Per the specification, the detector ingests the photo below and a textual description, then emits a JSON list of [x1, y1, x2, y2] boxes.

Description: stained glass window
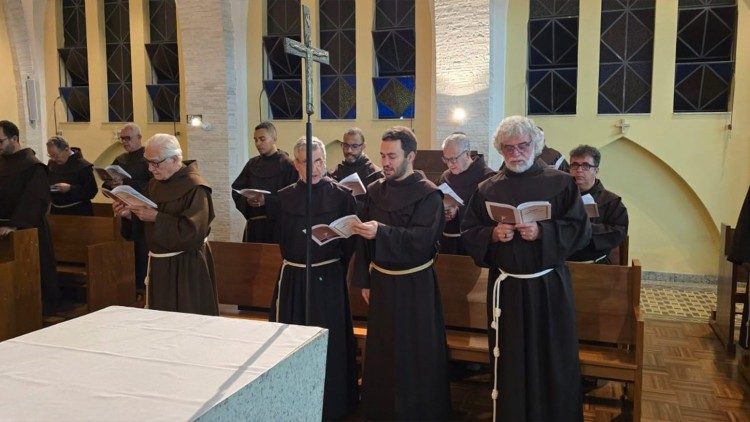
[[263, 0, 302, 120], [146, 0, 180, 122], [319, 0, 356, 119], [104, 0, 133, 122], [58, 0, 90, 122], [372, 0, 415, 119], [674, 0, 736, 112], [598, 0, 655, 114], [527, 0, 579, 115]]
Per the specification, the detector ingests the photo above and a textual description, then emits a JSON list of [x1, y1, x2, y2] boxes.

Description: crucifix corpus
[[283, 5, 329, 325]]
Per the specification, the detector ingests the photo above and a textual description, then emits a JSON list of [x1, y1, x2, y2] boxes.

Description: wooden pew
[[709, 224, 749, 353], [47, 215, 135, 312], [210, 241, 282, 317], [0, 229, 42, 341], [212, 244, 643, 420]]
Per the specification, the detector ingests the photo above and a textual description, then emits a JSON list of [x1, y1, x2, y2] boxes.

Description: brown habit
[[143, 161, 219, 315]]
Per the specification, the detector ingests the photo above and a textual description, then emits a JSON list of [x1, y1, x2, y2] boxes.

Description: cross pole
[[283, 5, 329, 326]]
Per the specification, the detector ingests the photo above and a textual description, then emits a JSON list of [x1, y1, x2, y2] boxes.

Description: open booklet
[[94, 165, 132, 182], [303, 214, 362, 246], [102, 185, 157, 209], [338, 172, 366, 196], [581, 194, 600, 218], [233, 188, 271, 201], [437, 183, 464, 208], [485, 201, 551, 224]]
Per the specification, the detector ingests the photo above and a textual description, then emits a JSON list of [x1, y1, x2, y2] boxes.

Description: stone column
[[176, 0, 248, 241]]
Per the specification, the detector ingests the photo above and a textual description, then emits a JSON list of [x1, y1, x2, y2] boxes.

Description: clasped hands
[[112, 201, 158, 222], [492, 222, 541, 243]]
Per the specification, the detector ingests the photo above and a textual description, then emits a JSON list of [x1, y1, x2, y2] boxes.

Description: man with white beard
[[461, 115, 591, 422]]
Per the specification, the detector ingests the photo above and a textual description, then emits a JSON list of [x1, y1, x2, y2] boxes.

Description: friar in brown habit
[[113, 133, 218, 315]]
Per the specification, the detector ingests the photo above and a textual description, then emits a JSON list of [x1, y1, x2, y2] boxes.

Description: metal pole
[[305, 118, 313, 326]]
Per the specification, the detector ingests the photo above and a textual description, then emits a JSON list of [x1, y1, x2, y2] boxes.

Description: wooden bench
[[709, 224, 749, 353], [47, 215, 135, 312], [0, 229, 42, 341]]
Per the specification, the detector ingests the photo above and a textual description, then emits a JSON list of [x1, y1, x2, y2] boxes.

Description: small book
[[304, 214, 362, 246], [485, 201, 551, 224], [338, 172, 366, 196], [94, 165, 132, 182], [581, 194, 599, 218], [437, 183, 464, 207], [102, 185, 157, 209], [233, 188, 271, 201]]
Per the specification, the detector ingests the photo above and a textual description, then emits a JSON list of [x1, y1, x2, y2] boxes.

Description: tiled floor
[[641, 280, 720, 322]]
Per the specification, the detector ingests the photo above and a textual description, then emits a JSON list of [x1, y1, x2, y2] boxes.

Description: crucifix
[[283, 5, 329, 325], [615, 118, 630, 135]]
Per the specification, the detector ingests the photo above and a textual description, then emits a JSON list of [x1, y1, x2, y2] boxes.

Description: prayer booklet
[[304, 214, 362, 246], [581, 194, 600, 218], [338, 172, 366, 196], [437, 183, 464, 207], [102, 185, 158, 209], [233, 188, 271, 201], [485, 201, 551, 224], [94, 165, 132, 182]]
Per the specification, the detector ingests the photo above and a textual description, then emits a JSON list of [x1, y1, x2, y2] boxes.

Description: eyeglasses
[[146, 157, 170, 168], [120, 136, 132, 142], [341, 143, 363, 151], [441, 150, 468, 164], [499, 141, 532, 155], [296, 157, 326, 167], [569, 163, 598, 171]]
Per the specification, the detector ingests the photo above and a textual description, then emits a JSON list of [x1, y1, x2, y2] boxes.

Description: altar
[[0, 306, 328, 421]]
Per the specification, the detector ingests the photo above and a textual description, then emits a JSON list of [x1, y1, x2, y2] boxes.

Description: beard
[[504, 155, 535, 173], [344, 152, 360, 163], [385, 158, 410, 181]]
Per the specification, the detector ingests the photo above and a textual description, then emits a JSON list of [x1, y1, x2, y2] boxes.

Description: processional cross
[[283, 5, 329, 325]]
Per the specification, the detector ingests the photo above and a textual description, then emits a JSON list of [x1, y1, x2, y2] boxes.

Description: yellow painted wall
[[247, 0, 435, 169], [0, 2, 20, 125], [42, 0, 187, 202], [505, 0, 750, 275]]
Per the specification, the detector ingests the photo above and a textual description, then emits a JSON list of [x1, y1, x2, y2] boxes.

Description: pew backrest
[[48, 215, 120, 264], [210, 241, 282, 311]]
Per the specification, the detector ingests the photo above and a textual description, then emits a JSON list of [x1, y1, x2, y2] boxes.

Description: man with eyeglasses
[[437, 132, 495, 255], [231, 121, 297, 243], [103, 123, 152, 295], [461, 116, 590, 421], [350, 126, 451, 420], [330, 127, 383, 187], [267, 136, 358, 420], [567, 145, 628, 264], [0, 120, 60, 314], [113, 133, 218, 316]]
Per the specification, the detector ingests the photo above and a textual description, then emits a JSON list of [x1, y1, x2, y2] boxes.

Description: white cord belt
[[275, 258, 340, 321], [144, 238, 208, 309], [579, 255, 608, 264], [442, 232, 461, 238], [51, 201, 83, 208], [490, 267, 554, 420]]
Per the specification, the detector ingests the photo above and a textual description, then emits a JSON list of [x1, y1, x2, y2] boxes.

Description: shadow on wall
[[599, 137, 719, 275], [91, 142, 126, 203]]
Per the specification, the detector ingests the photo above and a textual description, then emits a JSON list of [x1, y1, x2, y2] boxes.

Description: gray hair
[[492, 116, 544, 157], [441, 132, 471, 151], [46, 135, 70, 150], [294, 136, 326, 162], [121, 122, 142, 138], [147, 133, 183, 160]]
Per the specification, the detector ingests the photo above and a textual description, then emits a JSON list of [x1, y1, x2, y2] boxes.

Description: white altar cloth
[[0, 306, 328, 421]]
